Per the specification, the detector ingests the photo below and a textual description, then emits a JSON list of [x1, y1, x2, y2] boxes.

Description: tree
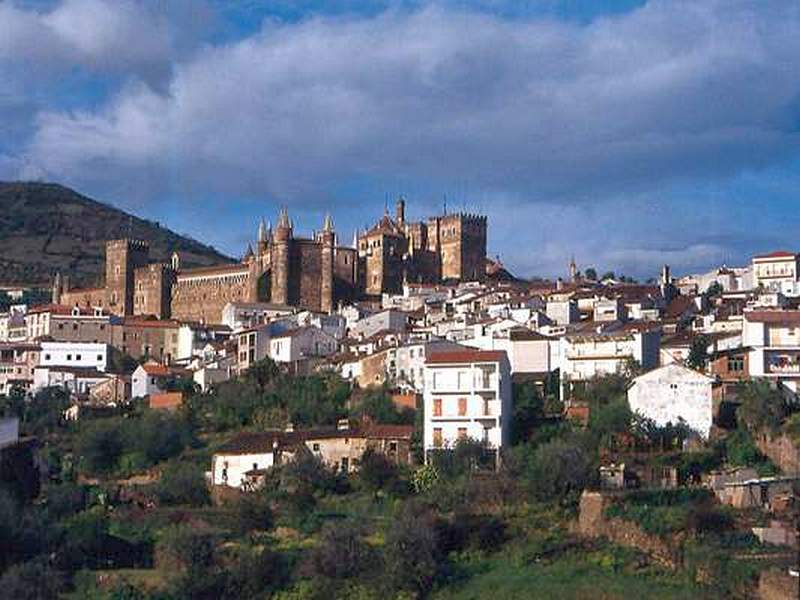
[[0, 558, 65, 600], [231, 491, 273, 535], [601, 271, 616, 281], [584, 267, 598, 281], [705, 281, 723, 299], [523, 437, 593, 504], [157, 461, 210, 507], [687, 335, 710, 372], [303, 521, 376, 581], [75, 419, 123, 474], [358, 447, 398, 496], [736, 379, 788, 433], [511, 380, 544, 444], [383, 502, 442, 596]]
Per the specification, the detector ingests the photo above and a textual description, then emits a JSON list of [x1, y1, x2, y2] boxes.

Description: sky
[[1, 0, 799, 280]]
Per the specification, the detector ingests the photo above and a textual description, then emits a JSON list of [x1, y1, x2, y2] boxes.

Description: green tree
[[383, 502, 442, 596], [511, 380, 544, 444], [523, 437, 593, 504], [687, 335, 710, 372], [75, 419, 123, 474], [156, 461, 210, 507], [736, 379, 787, 433], [584, 267, 598, 281]]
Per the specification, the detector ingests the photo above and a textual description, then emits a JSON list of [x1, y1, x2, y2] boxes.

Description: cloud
[[6, 0, 800, 277], [0, 0, 175, 88], [21, 1, 800, 200]]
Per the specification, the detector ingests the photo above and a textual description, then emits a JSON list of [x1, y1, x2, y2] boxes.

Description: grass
[[432, 547, 716, 600]]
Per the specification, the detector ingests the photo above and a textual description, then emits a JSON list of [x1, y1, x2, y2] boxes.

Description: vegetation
[[0, 364, 790, 599]]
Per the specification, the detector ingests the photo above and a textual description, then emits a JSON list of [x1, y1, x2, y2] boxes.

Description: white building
[[743, 309, 800, 393], [752, 251, 799, 293], [131, 362, 171, 399], [387, 339, 466, 392], [558, 323, 660, 400], [349, 309, 408, 340], [221, 302, 295, 332], [39, 342, 108, 372], [32, 366, 107, 396], [423, 350, 512, 462], [269, 326, 339, 363], [627, 363, 715, 439], [211, 432, 285, 489]]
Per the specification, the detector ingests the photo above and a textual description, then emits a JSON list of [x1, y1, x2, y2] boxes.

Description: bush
[[231, 491, 274, 535], [75, 419, 123, 474], [383, 501, 443, 596], [156, 461, 210, 507], [224, 545, 289, 598], [358, 447, 398, 495], [523, 437, 593, 505], [0, 558, 65, 600], [156, 525, 215, 573], [303, 521, 377, 581]]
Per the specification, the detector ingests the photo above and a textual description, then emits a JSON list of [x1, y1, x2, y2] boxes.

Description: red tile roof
[[149, 392, 183, 410], [140, 363, 171, 376], [426, 350, 507, 364], [753, 250, 797, 260], [745, 310, 800, 323]]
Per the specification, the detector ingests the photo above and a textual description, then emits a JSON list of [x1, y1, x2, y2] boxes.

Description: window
[[389, 441, 397, 453], [97, 355, 103, 361], [341, 457, 349, 471], [75, 354, 82, 361], [313, 443, 320, 452], [66, 354, 72, 361], [433, 398, 442, 416], [253, 463, 258, 471], [728, 356, 744, 372], [457, 427, 467, 440], [458, 397, 467, 416], [433, 428, 443, 448], [45, 354, 51, 360], [73, 324, 78, 331]]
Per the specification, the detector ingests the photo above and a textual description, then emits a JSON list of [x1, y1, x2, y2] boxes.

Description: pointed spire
[[352, 229, 358, 249], [244, 243, 254, 259], [258, 218, 267, 243], [277, 206, 290, 229], [323, 212, 334, 232]]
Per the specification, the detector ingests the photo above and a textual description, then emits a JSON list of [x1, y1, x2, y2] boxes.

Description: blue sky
[[1, 0, 799, 280]]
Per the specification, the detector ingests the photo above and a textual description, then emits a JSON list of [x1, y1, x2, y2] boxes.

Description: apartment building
[[423, 349, 511, 465]]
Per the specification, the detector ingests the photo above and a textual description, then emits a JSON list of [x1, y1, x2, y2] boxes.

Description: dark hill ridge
[[0, 182, 234, 286]]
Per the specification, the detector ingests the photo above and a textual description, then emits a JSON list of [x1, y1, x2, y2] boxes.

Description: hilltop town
[[2, 197, 800, 598]]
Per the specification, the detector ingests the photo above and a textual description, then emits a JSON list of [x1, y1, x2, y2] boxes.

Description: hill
[[0, 182, 234, 287]]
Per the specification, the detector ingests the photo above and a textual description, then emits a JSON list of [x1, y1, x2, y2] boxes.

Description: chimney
[[396, 198, 405, 227]]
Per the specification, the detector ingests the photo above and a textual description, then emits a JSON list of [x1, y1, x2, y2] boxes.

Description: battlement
[[106, 238, 149, 251], [439, 212, 487, 225]]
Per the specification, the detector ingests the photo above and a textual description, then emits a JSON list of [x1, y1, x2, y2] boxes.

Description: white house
[[131, 362, 171, 399], [752, 251, 799, 293], [558, 323, 661, 400], [423, 349, 512, 464], [627, 363, 715, 439], [39, 342, 108, 372], [743, 309, 800, 393], [269, 327, 338, 363], [32, 366, 107, 396], [211, 431, 288, 489]]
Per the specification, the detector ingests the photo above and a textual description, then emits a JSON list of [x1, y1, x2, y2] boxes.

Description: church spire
[[323, 212, 334, 232]]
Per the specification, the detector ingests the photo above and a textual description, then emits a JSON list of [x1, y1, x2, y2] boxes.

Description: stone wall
[[758, 569, 799, 600], [170, 267, 251, 324], [578, 491, 682, 569], [756, 431, 800, 476]]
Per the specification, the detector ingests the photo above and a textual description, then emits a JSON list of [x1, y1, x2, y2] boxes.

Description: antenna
[[443, 194, 447, 216]]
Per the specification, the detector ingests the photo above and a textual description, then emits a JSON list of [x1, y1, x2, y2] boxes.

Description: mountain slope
[[0, 182, 234, 286]]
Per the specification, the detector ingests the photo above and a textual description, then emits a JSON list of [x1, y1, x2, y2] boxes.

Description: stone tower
[[271, 208, 292, 305], [105, 239, 149, 316], [51, 272, 62, 305], [320, 213, 335, 314], [570, 256, 578, 282]]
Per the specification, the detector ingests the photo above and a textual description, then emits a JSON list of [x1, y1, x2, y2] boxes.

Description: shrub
[[156, 525, 215, 573], [0, 558, 65, 600], [383, 501, 443, 596], [224, 545, 289, 598], [303, 521, 377, 581], [231, 491, 274, 535], [358, 447, 398, 494], [156, 461, 210, 507], [75, 419, 123, 474], [524, 437, 593, 504]]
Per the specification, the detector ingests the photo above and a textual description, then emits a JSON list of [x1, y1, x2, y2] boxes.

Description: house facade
[[423, 349, 511, 463]]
